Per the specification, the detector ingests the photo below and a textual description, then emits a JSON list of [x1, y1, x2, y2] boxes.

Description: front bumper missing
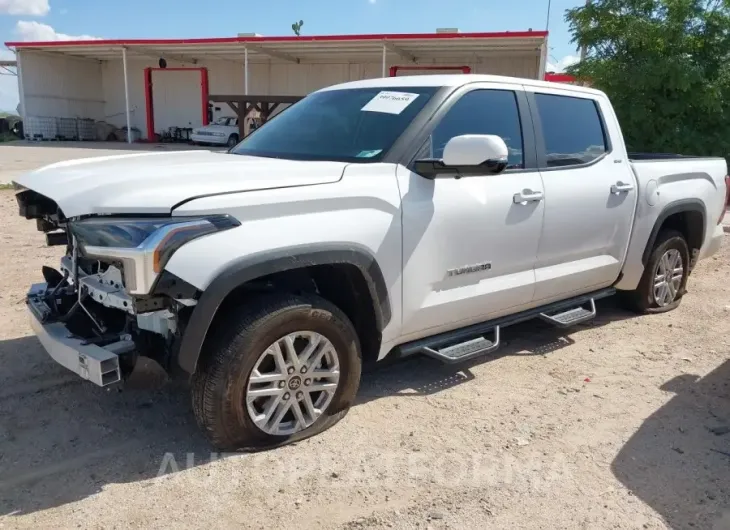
[[27, 283, 135, 387]]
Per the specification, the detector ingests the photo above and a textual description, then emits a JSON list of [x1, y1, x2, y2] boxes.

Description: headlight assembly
[[68, 215, 239, 294]]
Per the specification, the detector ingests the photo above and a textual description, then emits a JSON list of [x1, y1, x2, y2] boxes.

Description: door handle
[[513, 189, 544, 204], [610, 181, 634, 194]]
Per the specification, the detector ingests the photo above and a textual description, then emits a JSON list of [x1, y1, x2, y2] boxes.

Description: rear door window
[[533, 93, 608, 168]]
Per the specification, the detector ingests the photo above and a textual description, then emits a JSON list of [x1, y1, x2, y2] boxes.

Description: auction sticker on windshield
[[361, 91, 420, 115]]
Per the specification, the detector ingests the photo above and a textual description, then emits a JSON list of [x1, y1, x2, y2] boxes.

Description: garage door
[[151, 70, 203, 133]]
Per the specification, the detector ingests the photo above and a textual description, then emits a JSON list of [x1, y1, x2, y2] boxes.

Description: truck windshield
[[230, 86, 438, 162]]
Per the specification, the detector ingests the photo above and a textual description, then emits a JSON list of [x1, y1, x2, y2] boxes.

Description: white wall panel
[[206, 60, 246, 94], [102, 57, 153, 131], [96, 51, 540, 138], [21, 50, 104, 120], [387, 54, 540, 78]]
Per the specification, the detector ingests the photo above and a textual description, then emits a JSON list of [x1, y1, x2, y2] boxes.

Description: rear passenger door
[[527, 87, 637, 302]]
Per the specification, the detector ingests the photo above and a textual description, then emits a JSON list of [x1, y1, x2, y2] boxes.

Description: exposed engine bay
[[17, 188, 207, 383], [28, 257, 187, 378]]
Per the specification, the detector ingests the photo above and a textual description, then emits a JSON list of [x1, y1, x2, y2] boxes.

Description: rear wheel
[[621, 229, 690, 313], [226, 134, 239, 147], [191, 293, 362, 451]]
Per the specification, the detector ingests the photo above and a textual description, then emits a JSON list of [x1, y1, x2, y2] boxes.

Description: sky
[[0, 0, 583, 112]]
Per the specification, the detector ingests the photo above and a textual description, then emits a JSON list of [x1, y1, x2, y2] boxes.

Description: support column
[[243, 47, 250, 136], [200, 68, 209, 125], [16, 50, 27, 123], [122, 47, 132, 143], [144, 67, 154, 141], [226, 101, 244, 137], [381, 43, 387, 77], [538, 41, 548, 81], [244, 46, 249, 95]]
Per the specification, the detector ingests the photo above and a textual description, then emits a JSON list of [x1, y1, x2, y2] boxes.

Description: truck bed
[[615, 154, 728, 291]]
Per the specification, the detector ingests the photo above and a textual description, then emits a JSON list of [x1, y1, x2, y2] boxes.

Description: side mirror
[[443, 134, 508, 166], [413, 134, 509, 179]]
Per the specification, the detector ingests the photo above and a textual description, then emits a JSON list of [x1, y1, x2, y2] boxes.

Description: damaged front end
[[17, 188, 239, 386]]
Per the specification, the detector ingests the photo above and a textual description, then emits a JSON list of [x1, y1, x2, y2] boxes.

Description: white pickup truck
[[14, 75, 729, 451]]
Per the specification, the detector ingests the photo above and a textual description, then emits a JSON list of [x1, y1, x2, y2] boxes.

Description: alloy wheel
[[245, 331, 340, 436], [653, 248, 684, 307]]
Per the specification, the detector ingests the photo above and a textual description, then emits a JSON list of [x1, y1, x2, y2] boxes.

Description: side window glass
[[534, 93, 607, 167], [431, 90, 524, 169]]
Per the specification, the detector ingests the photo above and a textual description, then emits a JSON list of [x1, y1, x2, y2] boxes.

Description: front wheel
[[191, 293, 362, 451], [621, 229, 690, 313]]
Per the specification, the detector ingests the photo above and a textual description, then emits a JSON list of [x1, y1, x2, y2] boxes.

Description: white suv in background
[[191, 116, 240, 147]]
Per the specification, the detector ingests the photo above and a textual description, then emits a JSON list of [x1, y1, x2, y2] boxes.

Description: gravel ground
[[0, 189, 729, 529]]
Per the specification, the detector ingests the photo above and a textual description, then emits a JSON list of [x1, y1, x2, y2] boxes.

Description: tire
[[191, 292, 362, 451], [226, 134, 239, 147], [621, 229, 690, 314]]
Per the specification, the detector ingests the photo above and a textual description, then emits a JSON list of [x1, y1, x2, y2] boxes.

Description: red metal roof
[[6, 30, 547, 48], [544, 73, 576, 83]]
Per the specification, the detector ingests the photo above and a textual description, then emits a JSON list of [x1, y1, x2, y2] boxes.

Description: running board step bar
[[395, 288, 616, 365], [422, 327, 500, 364], [539, 298, 596, 328]]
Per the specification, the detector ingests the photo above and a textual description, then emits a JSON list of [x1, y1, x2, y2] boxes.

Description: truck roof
[[320, 74, 605, 98]]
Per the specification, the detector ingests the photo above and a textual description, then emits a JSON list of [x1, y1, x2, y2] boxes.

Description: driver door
[[397, 83, 545, 340]]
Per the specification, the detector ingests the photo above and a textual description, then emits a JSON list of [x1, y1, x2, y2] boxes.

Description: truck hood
[[13, 150, 346, 218]]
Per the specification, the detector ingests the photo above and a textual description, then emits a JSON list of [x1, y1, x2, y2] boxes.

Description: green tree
[[292, 20, 304, 36], [566, 0, 730, 157]]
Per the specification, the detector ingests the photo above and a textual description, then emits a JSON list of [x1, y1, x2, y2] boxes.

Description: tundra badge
[[447, 262, 492, 277]]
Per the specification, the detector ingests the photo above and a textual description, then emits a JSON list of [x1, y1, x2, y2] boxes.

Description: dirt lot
[[0, 189, 729, 530]]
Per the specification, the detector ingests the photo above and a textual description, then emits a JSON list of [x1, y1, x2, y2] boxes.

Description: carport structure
[[5, 30, 548, 142], [207, 94, 304, 138]]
